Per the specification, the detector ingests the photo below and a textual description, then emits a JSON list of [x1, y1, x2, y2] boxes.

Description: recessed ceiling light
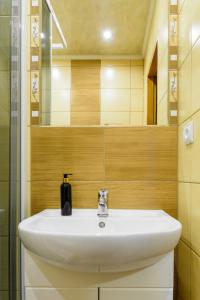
[[102, 29, 113, 41], [52, 43, 64, 49]]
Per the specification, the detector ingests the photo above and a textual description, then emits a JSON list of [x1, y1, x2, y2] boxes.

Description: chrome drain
[[99, 221, 105, 228]]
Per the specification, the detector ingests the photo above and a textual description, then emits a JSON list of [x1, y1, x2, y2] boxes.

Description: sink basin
[[18, 209, 181, 272]]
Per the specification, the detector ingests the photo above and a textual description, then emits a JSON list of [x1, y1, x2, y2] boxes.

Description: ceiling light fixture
[[45, 0, 67, 48], [102, 29, 113, 41]]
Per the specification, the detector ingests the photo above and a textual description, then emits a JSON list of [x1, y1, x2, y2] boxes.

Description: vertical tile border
[[168, 0, 178, 125], [30, 0, 41, 125]]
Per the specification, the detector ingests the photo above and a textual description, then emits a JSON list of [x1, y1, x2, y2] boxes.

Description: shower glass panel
[[0, 0, 21, 299]]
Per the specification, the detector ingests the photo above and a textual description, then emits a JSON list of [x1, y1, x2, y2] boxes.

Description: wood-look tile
[[70, 112, 100, 126], [105, 127, 177, 181], [71, 60, 100, 89], [31, 127, 104, 181], [32, 180, 176, 216], [71, 89, 100, 112]]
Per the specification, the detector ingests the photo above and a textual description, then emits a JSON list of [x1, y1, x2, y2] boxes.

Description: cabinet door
[[100, 288, 173, 300], [25, 288, 98, 300]]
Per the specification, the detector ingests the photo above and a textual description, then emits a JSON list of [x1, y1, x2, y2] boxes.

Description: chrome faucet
[[98, 189, 108, 217]]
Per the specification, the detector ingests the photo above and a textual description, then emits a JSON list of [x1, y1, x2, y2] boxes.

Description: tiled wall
[[0, 1, 11, 298], [144, 0, 169, 125], [31, 126, 177, 216], [177, 0, 200, 299], [51, 59, 144, 126]]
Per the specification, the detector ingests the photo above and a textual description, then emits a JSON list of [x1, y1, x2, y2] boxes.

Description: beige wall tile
[[178, 183, 191, 244], [51, 90, 70, 112], [51, 112, 70, 126], [191, 111, 200, 182], [52, 66, 71, 90], [191, 0, 200, 46], [0, 182, 9, 236], [131, 89, 144, 112], [179, 0, 192, 67], [130, 112, 144, 126], [157, 94, 168, 126], [179, 53, 192, 124], [0, 237, 8, 290], [0, 127, 9, 181], [178, 122, 192, 182], [191, 38, 200, 115], [178, 241, 191, 300], [71, 112, 100, 126], [191, 184, 200, 255], [191, 250, 200, 300], [101, 89, 130, 112], [157, 49, 168, 103], [101, 112, 130, 126], [101, 66, 130, 89], [131, 66, 143, 89]]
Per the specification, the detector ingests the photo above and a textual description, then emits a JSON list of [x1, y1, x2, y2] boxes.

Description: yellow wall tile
[[191, 184, 200, 255], [178, 241, 191, 300], [178, 183, 191, 245], [191, 38, 200, 115], [179, 53, 192, 124], [178, 123, 192, 182], [191, 112, 200, 182], [191, 250, 200, 300], [191, 0, 200, 46], [178, 0, 192, 67]]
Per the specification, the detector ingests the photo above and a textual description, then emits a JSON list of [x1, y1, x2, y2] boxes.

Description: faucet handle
[[98, 189, 108, 199]]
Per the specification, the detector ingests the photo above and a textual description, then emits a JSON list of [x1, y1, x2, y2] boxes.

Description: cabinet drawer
[[100, 288, 173, 300]]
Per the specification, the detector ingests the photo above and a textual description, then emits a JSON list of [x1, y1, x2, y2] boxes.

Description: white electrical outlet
[[183, 121, 194, 145]]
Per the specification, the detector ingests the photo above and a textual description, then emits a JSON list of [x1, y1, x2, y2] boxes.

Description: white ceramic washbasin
[[18, 209, 181, 272]]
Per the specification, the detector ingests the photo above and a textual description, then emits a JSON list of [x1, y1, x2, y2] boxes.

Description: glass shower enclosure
[[0, 0, 21, 299]]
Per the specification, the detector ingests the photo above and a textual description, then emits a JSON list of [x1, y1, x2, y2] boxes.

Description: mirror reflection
[[36, 0, 173, 127]]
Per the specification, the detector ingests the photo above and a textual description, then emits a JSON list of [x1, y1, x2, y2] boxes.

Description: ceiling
[[51, 0, 152, 57]]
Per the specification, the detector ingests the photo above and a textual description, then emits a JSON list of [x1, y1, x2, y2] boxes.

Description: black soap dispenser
[[61, 173, 72, 216]]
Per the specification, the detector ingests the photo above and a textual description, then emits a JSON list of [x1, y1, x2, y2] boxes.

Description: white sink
[[18, 209, 181, 272]]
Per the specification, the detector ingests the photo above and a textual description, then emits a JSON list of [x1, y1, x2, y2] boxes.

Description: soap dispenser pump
[[61, 173, 72, 216]]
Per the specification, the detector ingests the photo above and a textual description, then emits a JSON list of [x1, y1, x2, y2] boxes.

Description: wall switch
[[183, 121, 194, 145]]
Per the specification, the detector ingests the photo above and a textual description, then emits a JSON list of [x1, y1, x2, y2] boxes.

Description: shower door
[[0, 0, 21, 299]]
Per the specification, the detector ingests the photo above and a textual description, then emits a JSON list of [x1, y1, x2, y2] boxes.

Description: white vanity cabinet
[[25, 250, 174, 300]]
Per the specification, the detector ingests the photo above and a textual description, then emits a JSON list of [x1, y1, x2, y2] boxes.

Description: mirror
[[32, 0, 177, 127]]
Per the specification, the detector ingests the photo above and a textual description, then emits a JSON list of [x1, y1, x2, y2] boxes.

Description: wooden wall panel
[[105, 127, 177, 181], [31, 126, 177, 216], [32, 180, 177, 217], [31, 127, 105, 181], [70, 60, 100, 125]]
